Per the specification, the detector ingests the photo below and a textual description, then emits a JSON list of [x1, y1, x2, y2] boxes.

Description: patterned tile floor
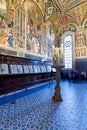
[[0, 80, 87, 130]]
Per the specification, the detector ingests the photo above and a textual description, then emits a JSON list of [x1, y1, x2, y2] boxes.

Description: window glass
[[64, 35, 72, 69]]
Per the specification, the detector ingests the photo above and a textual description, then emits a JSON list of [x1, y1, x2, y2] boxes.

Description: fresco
[[26, 13, 42, 55], [67, 2, 87, 25], [0, 16, 13, 48], [75, 26, 87, 58], [0, 0, 14, 48], [58, 0, 82, 10], [75, 48, 80, 57], [75, 32, 86, 47], [75, 47, 86, 57], [47, 26, 55, 58], [58, 14, 77, 30], [59, 24, 76, 36]]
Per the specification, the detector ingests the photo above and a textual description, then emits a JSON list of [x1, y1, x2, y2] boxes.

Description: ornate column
[[41, 23, 47, 57], [23, 1, 29, 52], [14, 1, 27, 57]]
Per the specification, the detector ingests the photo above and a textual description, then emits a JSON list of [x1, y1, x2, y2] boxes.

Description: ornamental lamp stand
[[52, 46, 64, 102]]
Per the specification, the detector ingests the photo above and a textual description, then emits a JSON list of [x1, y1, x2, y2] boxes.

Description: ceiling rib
[[53, 0, 63, 13]]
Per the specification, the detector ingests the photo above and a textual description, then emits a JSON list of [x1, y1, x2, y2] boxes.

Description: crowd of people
[[61, 70, 87, 82]]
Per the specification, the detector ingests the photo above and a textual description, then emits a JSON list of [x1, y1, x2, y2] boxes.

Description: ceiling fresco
[[49, 14, 61, 26], [32, 0, 87, 28], [34, 0, 61, 18], [57, 0, 85, 11], [1, 0, 86, 35], [66, 2, 87, 25], [34, 0, 86, 15]]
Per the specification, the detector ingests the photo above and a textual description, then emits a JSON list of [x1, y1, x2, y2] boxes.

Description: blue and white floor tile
[[0, 80, 87, 130]]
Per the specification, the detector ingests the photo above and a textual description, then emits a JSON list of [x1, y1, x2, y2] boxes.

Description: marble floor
[[0, 80, 87, 130]]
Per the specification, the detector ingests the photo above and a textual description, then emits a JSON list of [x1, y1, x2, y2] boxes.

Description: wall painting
[[26, 12, 42, 55], [0, 0, 14, 49], [75, 47, 86, 58], [58, 0, 81, 10], [75, 32, 86, 47]]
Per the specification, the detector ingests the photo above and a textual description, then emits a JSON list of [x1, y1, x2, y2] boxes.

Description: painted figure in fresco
[[27, 14, 42, 54], [7, 29, 13, 48], [0, 0, 14, 48], [70, 24, 76, 32], [67, 24, 76, 32], [27, 36, 32, 51], [76, 33, 86, 47], [31, 38, 36, 53], [31, 38, 40, 54], [27, 23, 30, 34], [0, 16, 7, 28], [0, 16, 8, 45], [18, 37, 25, 49], [81, 48, 86, 56], [76, 48, 86, 57], [0, 14, 13, 47], [60, 24, 76, 36], [75, 49, 80, 57]]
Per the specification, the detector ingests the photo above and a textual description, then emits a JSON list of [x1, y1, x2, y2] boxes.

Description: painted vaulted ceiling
[[30, 0, 87, 33], [1, 0, 87, 35]]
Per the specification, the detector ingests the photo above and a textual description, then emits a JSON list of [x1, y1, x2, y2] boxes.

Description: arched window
[[63, 35, 72, 69]]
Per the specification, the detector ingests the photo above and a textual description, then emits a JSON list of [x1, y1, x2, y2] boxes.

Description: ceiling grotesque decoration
[[57, 0, 85, 11], [33, 0, 61, 23], [66, 2, 87, 25], [26, 0, 86, 34]]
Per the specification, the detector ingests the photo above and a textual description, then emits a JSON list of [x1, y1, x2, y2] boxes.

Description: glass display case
[[0, 64, 9, 74], [28, 65, 34, 73], [46, 66, 51, 72], [17, 65, 23, 74], [33, 65, 38, 73], [37, 65, 41, 73], [40, 65, 47, 72], [23, 65, 29, 73], [10, 64, 18, 74]]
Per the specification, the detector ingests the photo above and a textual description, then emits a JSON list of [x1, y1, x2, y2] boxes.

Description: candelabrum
[[52, 45, 63, 102]]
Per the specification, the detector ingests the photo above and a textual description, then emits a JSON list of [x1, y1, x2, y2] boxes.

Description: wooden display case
[[0, 54, 55, 95]]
